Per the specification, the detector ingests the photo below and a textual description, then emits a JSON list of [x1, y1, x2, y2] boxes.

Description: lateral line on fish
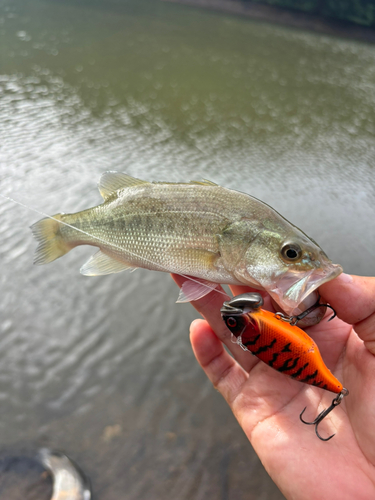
[[0, 192, 230, 299]]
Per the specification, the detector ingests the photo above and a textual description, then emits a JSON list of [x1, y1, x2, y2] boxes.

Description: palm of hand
[[172, 274, 375, 500]]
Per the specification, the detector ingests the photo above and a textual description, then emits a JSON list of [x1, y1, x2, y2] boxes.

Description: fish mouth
[[267, 262, 343, 316]]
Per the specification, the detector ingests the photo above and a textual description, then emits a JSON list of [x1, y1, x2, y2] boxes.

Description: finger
[[190, 319, 248, 405], [190, 319, 305, 432], [171, 274, 259, 372], [357, 313, 375, 354], [320, 274, 375, 353]]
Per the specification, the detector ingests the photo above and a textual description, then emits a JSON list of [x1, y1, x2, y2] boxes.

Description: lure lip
[[220, 292, 264, 316]]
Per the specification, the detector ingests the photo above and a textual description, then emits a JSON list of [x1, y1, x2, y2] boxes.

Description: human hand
[[172, 274, 375, 500]]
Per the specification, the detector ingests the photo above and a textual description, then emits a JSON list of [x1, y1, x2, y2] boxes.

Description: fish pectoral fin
[[99, 172, 149, 200], [80, 250, 134, 276], [176, 279, 220, 303]]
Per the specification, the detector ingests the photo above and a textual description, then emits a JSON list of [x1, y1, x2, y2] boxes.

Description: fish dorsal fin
[[151, 179, 218, 187], [80, 250, 135, 276], [188, 179, 218, 186], [99, 172, 149, 200]]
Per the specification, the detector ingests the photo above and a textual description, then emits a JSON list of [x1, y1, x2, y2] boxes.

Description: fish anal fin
[[99, 172, 149, 200], [80, 250, 134, 276], [176, 278, 220, 303]]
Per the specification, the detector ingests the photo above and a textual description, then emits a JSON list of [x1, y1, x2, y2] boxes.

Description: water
[[0, 0, 374, 498]]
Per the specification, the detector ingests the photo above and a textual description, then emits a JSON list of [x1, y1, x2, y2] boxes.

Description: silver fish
[[37, 448, 91, 500], [31, 172, 342, 316]]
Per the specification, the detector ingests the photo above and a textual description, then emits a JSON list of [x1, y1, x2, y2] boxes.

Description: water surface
[[1, 0, 374, 498]]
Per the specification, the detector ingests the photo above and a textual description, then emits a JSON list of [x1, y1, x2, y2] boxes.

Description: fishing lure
[[220, 293, 348, 441]]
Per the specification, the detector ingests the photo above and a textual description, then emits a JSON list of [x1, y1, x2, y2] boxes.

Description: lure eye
[[226, 317, 237, 328], [222, 314, 247, 337], [281, 243, 302, 262]]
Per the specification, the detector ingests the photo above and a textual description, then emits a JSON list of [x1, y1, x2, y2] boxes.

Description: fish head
[[238, 228, 342, 316]]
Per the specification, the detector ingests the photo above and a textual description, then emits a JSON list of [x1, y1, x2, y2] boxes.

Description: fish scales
[[56, 183, 251, 280], [31, 172, 342, 316]]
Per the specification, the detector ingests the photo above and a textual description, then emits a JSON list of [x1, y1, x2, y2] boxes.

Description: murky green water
[[1, 0, 374, 498]]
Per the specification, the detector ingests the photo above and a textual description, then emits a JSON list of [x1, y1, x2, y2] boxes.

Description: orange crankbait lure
[[221, 293, 348, 441]]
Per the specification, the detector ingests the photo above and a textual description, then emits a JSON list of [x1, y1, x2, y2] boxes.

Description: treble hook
[[299, 388, 349, 441], [294, 295, 337, 324], [276, 295, 337, 326]]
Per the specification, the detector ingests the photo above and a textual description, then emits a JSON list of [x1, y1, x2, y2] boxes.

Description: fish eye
[[281, 243, 302, 262], [226, 317, 237, 328]]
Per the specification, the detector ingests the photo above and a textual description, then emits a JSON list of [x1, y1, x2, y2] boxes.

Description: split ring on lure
[[220, 293, 349, 441]]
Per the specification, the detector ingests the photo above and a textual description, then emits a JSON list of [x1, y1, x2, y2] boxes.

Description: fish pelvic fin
[[31, 214, 71, 265], [176, 278, 220, 303]]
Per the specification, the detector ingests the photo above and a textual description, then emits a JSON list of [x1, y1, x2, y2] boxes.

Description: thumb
[[319, 274, 375, 354]]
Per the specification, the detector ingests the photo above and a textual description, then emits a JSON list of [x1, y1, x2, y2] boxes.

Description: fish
[[37, 448, 91, 500], [31, 172, 342, 317]]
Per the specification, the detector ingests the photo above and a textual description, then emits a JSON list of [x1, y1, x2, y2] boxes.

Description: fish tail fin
[[31, 214, 71, 265]]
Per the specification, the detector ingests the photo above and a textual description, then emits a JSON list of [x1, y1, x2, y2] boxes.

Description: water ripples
[[0, 0, 374, 497]]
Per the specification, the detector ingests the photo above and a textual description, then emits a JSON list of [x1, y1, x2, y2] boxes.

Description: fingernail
[[338, 273, 353, 284]]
